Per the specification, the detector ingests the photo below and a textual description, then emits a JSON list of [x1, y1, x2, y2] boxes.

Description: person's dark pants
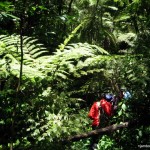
[[89, 126, 99, 150]]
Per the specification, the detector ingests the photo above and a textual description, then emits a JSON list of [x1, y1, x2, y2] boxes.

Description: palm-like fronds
[[0, 35, 49, 78], [0, 35, 49, 59], [0, 34, 129, 93]]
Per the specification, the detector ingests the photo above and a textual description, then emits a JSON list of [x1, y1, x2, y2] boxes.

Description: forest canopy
[[0, 0, 150, 150]]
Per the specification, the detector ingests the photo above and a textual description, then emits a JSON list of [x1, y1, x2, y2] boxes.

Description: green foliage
[[116, 32, 137, 51], [1, 30, 150, 150], [99, 135, 117, 150], [58, 22, 86, 51], [0, 35, 49, 78], [0, 37, 111, 149], [0, 1, 15, 19], [0, 0, 150, 149]]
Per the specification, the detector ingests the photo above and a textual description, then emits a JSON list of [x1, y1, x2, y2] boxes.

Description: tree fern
[[1, 35, 149, 150], [43, 43, 110, 81], [0, 35, 49, 59], [0, 35, 49, 78]]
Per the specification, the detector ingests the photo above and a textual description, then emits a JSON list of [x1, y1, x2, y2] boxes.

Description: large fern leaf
[[0, 35, 49, 60], [42, 43, 109, 79], [0, 35, 49, 78]]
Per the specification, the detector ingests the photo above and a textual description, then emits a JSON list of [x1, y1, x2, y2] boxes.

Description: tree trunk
[[64, 122, 129, 142], [63, 117, 150, 143]]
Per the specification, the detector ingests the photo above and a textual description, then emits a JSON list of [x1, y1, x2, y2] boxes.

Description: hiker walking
[[88, 93, 115, 150]]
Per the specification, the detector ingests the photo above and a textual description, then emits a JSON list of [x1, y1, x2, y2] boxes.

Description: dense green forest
[[0, 0, 150, 149]]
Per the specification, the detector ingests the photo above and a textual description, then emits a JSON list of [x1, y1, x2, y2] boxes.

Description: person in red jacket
[[88, 93, 114, 150]]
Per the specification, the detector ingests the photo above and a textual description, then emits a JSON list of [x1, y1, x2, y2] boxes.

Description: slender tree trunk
[[10, 0, 26, 148], [68, 0, 74, 13], [10, 15, 24, 150], [131, 15, 139, 33], [58, 0, 63, 15]]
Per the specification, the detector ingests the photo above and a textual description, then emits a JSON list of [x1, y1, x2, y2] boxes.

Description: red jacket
[[88, 99, 113, 126]]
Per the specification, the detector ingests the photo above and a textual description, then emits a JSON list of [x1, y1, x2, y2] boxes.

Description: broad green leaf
[[121, 103, 127, 111]]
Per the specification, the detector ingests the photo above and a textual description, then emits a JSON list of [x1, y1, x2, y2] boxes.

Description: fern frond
[[0, 35, 49, 79], [58, 21, 86, 51], [45, 43, 110, 80], [0, 35, 49, 61], [103, 29, 117, 49], [56, 43, 109, 61]]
